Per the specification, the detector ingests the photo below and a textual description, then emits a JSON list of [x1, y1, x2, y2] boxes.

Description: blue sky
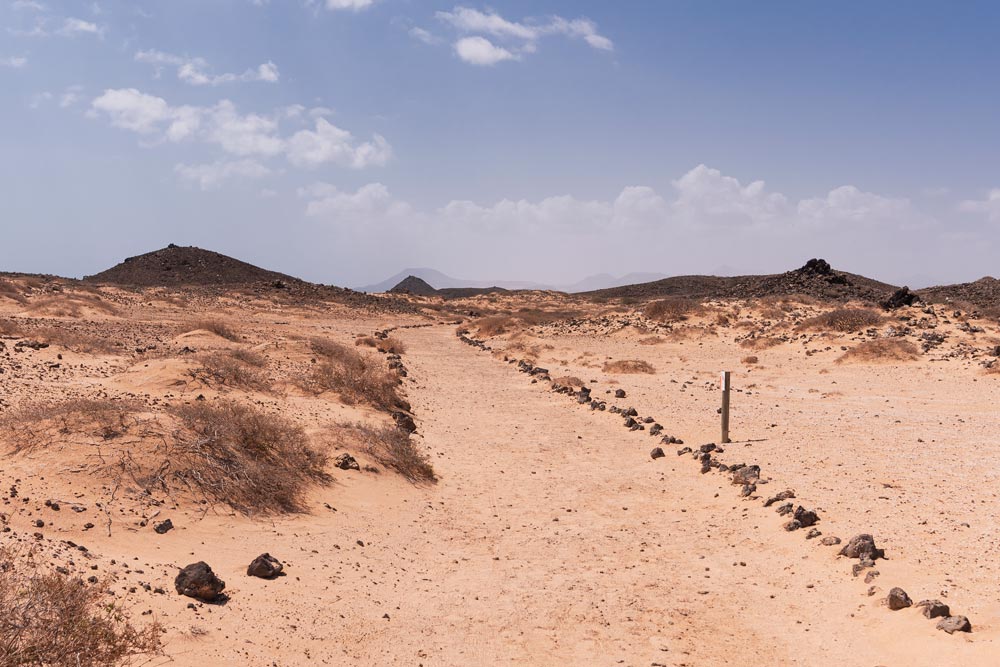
[[2, 1, 999, 288]]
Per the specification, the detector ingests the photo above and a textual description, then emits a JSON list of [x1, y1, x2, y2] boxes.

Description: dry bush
[[638, 336, 664, 345], [514, 308, 582, 326], [167, 401, 329, 513], [799, 308, 883, 333], [741, 355, 759, 365], [0, 280, 27, 304], [553, 376, 585, 387], [836, 339, 920, 364], [305, 338, 403, 411], [474, 315, 513, 337], [185, 319, 241, 341], [32, 326, 119, 355], [739, 335, 784, 350], [603, 359, 656, 374], [2, 398, 138, 453], [24, 294, 119, 318], [335, 423, 435, 483], [0, 548, 161, 666], [355, 336, 378, 348], [375, 336, 406, 354], [644, 298, 701, 323], [0, 318, 25, 336], [195, 350, 268, 391]]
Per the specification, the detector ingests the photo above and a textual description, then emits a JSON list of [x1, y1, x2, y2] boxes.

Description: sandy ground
[[1, 286, 998, 665]]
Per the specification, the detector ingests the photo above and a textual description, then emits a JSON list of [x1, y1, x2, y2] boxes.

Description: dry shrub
[[24, 294, 119, 318], [355, 336, 378, 348], [739, 335, 784, 350], [0, 548, 161, 666], [0, 280, 27, 304], [836, 339, 920, 364], [185, 319, 241, 341], [32, 326, 119, 354], [0, 318, 25, 336], [638, 336, 665, 345], [2, 398, 138, 453], [644, 298, 701, 323], [167, 401, 329, 513], [514, 308, 582, 326], [375, 336, 406, 354], [195, 350, 268, 391], [474, 315, 513, 337], [305, 338, 402, 411], [741, 355, 759, 365], [335, 423, 435, 483], [603, 359, 656, 374], [799, 308, 883, 333], [553, 376, 585, 387]]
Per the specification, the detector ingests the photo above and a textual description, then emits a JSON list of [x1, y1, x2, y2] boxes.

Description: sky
[[2, 0, 1000, 289]]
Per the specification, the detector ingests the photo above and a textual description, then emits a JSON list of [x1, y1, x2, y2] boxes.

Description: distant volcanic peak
[[389, 275, 437, 295], [84, 244, 300, 287]]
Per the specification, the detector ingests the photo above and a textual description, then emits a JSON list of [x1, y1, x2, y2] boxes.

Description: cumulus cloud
[[671, 164, 789, 227], [798, 185, 915, 225], [300, 182, 411, 218], [1, 56, 27, 68], [11, 1, 46, 10], [409, 27, 441, 45], [454, 36, 516, 66], [175, 159, 271, 191], [958, 189, 1000, 222], [135, 50, 280, 86], [435, 6, 613, 64], [326, 0, 374, 10], [56, 17, 103, 37], [90, 88, 390, 171]]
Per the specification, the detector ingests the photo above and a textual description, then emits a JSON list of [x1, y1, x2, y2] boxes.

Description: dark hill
[[917, 277, 1000, 309], [84, 245, 300, 287], [389, 275, 438, 296], [583, 259, 900, 304]]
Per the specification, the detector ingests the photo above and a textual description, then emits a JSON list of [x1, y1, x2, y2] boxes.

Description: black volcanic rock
[[84, 245, 301, 287], [389, 275, 438, 296]]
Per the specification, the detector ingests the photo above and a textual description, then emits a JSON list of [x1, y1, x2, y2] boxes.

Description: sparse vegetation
[[638, 336, 665, 345], [836, 339, 920, 363], [602, 359, 656, 374], [195, 349, 268, 390], [24, 293, 119, 318], [2, 398, 138, 453], [741, 355, 759, 365], [167, 401, 329, 513], [474, 315, 513, 337], [305, 338, 403, 410], [553, 376, 585, 387], [0, 547, 162, 667], [799, 308, 883, 333], [643, 298, 701, 323], [334, 422, 435, 483], [185, 319, 241, 341]]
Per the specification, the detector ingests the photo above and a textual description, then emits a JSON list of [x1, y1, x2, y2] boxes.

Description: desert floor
[[1, 285, 998, 666]]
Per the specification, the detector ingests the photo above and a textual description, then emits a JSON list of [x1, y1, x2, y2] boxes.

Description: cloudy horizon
[[2, 1, 999, 289]]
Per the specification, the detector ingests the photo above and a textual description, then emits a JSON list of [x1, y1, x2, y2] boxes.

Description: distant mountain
[[84, 244, 300, 287], [389, 275, 438, 296], [357, 268, 549, 293], [359, 268, 670, 293]]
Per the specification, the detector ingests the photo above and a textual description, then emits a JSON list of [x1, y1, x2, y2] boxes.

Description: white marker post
[[720, 370, 732, 444]]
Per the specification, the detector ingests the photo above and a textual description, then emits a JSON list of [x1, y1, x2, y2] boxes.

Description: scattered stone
[[247, 553, 284, 579], [334, 453, 360, 471], [805, 528, 821, 539], [916, 600, 951, 619], [763, 490, 795, 507], [731, 465, 760, 486], [392, 411, 417, 433], [614, 389, 626, 398], [783, 520, 802, 531], [676, 447, 692, 456], [699, 443, 717, 454], [864, 570, 879, 584], [153, 519, 174, 534], [650, 447, 665, 460], [887, 587, 911, 610], [792, 506, 819, 528], [820, 536, 841, 546], [884, 286, 919, 310], [175, 562, 225, 602], [775, 502, 794, 516], [936, 616, 971, 634], [839, 534, 884, 561], [740, 483, 756, 497]]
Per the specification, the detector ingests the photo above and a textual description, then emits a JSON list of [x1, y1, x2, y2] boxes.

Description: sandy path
[[319, 325, 994, 666]]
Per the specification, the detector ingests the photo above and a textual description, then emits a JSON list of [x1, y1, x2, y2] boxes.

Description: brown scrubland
[[1, 258, 999, 665]]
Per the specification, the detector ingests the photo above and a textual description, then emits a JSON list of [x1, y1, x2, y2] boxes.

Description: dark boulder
[[887, 587, 912, 610], [884, 286, 919, 310], [838, 534, 884, 560], [916, 599, 950, 619], [650, 447, 665, 460], [175, 562, 225, 602], [334, 453, 360, 471], [247, 553, 284, 579], [153, 518, 174, 534], [936, 615, 971, 634]]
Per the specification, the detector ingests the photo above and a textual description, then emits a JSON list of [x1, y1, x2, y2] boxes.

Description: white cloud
[[671, 164, 789, 226], [56, 17, 103, 37], [58, 84, 83, 107], [435, 6, 613, 64], [287, 118, 391, 168], [11, 1, 45, 11], [798, 185, 914, 225], [1, 56, 27, 68], [301, 182, 411, 218], [324, 0, 374, 10], [454, 36, 516, 65], [409, 26, 441, 45], [175, 159, 271, 191], [90, 89, 391, 171], [135, 50, 280, 86], [959, 189, 1000, 222]]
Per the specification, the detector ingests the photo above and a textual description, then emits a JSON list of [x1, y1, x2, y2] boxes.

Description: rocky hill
[[84, 245, 300, 287]]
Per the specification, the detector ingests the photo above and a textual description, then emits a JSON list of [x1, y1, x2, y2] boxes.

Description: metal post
[[720, 371, 731, 444]]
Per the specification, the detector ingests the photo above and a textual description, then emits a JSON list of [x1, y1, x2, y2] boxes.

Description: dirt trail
[[321, 325, 994, 666]]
